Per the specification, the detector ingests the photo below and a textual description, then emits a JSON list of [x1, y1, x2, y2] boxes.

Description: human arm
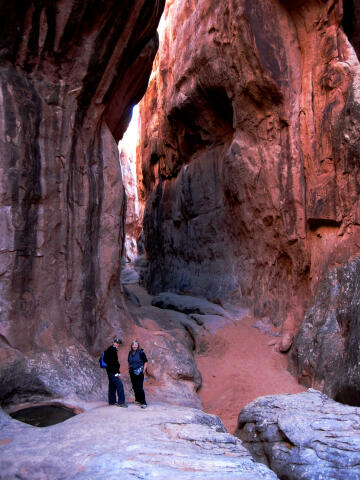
[[141, 350, 148, 374]]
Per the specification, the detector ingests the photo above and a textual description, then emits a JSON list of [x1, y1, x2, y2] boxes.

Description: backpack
[[99, 351, 108, 368]]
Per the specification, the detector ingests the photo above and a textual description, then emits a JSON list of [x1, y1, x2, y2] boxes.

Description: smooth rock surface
[[0, 402, 278, 480], [0, 344, 106, 409], [236, 389, 360, 480]]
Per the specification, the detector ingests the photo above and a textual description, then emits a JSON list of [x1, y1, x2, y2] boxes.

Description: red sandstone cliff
[[0, 0, 164, 402], [138, 0, 360, 401], [138, 0, 360, 329]]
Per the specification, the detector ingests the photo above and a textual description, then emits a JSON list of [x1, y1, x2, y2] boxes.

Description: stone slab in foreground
[[0, 402, 278, 480], [236, 389, 360, 480]]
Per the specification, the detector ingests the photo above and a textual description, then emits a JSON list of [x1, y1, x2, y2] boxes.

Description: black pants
[[107, 372, 125, 405], [129, 371, 146, 405]]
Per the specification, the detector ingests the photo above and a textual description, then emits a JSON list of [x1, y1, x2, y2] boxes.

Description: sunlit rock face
[[138, 0, 360, 336], [119, 143, 143, 263], [0, 0, 164, 403]]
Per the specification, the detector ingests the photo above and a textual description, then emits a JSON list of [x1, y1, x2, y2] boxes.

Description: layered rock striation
[[0, 0, 164, 405], [290, 257, 360, 405], [138, 0, 360, 338], [236, 389, 360, 480]]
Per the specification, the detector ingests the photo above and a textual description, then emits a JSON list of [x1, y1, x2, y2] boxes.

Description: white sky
[[118, 104, 139, 160]]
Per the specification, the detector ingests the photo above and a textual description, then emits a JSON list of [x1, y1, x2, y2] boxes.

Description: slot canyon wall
[[0, 0, 165, 405], [119, 144, 143, 263], [138, 0, 360, 401]]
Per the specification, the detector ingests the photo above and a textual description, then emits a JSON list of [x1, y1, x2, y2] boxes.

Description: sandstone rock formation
[[0, 343, 106, 409], [236, 389, 360, 480], [138, 0, 360, 338], [123, 282, 203, 408], [120, 149, 141, 263], [0, 402, 279, 479], [152, 291, 231, 317], [290, 257, 360, 406], [119, 113, 143, 262], [0, 0, 164, 405]]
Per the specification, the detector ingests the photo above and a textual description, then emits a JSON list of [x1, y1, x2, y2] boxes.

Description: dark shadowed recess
[[168, 85, 234, 165], [307, 218, 342, 230], [9, 403, 79, 427], [334, 386, 360, 407], [342, 0, 360, 59]]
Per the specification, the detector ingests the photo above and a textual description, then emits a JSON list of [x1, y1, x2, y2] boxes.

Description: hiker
[[128, 340, 148, 409], [104, 337, 128, 408]]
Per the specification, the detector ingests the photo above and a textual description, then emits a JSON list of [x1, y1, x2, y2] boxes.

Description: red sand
[[196, 315, 306, 433]]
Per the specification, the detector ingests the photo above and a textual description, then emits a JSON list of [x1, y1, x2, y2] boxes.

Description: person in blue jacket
[[128, 340, 148, 408], [104, 337, 127, 407]]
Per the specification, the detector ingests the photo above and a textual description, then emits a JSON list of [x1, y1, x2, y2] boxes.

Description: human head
[[130, 339, 140, 351], [113, 337, 122, 348]]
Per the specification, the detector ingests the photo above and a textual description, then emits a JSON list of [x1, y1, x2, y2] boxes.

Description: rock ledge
[[0, 402, 278, 479], [236, 389, 360, 480]]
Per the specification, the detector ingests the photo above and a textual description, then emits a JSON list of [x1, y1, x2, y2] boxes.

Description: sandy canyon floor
[[195, 312, 306, 433], [125, 276, 305, 433]]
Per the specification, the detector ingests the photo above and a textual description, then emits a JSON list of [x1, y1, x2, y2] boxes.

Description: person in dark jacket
[[104, 337, 127, 407], [128, 340, 148, 408]]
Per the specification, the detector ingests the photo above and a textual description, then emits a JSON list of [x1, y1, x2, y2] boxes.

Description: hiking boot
[[141, 404, 147, 409], [117, 403, 128, 408]]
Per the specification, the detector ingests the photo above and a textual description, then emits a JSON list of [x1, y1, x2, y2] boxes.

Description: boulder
[[121, 266, 140, 285], [236, 389, 360, 480], [151, 292, 231, 318], [0, 344, 107, 409], [125, 302, 203, 407], [278, 332, 293, 353], [190, 314, 233, 335], [0, 402, 279, 479]]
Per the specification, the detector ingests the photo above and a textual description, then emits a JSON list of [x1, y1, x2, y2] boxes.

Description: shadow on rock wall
[[291, 256, 360, 406], [138, 0, 360, 343]]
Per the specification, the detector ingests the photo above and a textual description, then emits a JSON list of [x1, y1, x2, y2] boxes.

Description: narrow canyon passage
[[2, 0, 360, 478], [119, 52, 307, 436], [135, 0, 360, 410], [121, 272, 305, 434]]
